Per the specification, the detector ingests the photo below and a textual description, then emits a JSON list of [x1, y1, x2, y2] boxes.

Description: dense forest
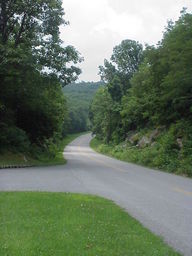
[[0, 0, 82, 159], [63, 81, 103, 133], [90, 9, 192, 176]]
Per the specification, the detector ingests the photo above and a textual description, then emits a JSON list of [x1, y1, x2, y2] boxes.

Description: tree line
[[90, 9, 192, 175], [90, 9, 192, 143], [0, 0, 82, 154], [63, 81, 103, 134]]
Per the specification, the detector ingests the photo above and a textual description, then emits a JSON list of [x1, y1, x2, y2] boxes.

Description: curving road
[[0, 133, 192, 255]]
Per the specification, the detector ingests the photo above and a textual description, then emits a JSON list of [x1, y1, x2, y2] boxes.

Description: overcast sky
[[61, 0, 192, 82]]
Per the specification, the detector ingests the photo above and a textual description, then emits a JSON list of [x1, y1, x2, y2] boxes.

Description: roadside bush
[[0, 124, 30, 152], [30, 133, 62, 160], [91, 122, 192, 177]]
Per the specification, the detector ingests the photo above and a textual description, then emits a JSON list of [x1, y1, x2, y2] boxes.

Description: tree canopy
[[0, 0, 82, 153], [91, 10, 192, 143], [99, 39, 143, 96]]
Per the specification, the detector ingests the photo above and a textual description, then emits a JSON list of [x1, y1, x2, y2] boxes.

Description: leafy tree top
[[0, 0, 83, 84], [99, 39, 143, 83]]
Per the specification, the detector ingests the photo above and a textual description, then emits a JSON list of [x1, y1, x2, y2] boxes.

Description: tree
[[121, 9, 192, 132], [0, 0, 82, 84], [92, 40, 143, 143], [63, 81, 103, 133], [158, 10, 192, 122], [90, 88, 113, 143], [111, 39, 143, 78], [0, 1, 82, 151], [92, 10, 192, 144], [90, 87, 123, 143], [99, 39, 143, 96]]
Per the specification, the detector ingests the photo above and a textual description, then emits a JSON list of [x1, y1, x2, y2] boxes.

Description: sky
[[61, 0, 192, 82]]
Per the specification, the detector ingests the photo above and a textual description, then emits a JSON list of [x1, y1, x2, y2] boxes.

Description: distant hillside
[[63, 81, 104, 133]]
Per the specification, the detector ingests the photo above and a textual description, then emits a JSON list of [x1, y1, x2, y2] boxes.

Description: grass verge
[[90, 137, 192, 177], [0, 192, 180, 256], [0, 133, 84, 168]]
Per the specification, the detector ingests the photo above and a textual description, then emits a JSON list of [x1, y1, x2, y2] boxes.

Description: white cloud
[[61, 0, 192, 81], [92, 8, 143, 39]]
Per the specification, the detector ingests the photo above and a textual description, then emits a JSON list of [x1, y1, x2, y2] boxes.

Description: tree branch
[[14, 13, 27, 47]]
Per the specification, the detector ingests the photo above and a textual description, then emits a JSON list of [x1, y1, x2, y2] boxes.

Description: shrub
[[0, 124, 30, 152]]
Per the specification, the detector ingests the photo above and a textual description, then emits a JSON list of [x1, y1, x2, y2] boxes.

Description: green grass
[[0, 192, 180, 256], [0, 133, 84, 168]]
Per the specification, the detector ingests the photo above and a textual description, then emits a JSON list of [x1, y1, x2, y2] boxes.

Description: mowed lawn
[[0, 192, 180, 256]]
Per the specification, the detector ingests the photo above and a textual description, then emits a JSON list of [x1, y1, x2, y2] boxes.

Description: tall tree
[[121, 9, 192, 132], [99, 39, 143, 96], [93, 39, 143, 142], [0, 0, 82, 84], [0, 0, 82, 150], [91, 10, 192, 144]]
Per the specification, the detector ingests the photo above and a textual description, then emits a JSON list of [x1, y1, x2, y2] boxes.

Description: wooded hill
[[90, 9, 192, 176], [63, 81, 103, 133]]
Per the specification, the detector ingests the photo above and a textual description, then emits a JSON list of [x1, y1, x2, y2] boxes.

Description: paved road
[[0, 133, 192, 255]]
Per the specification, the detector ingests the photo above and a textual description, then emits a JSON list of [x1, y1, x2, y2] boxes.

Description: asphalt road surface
[[0, 133, 192, 256]]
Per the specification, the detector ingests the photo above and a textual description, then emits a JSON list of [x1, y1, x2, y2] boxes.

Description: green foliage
[[91, 121, 192, 177], [0, 1, 82, 153], [92, 39, 143, 143], [29, 132, 84, 166], [90, 10, 192, 176], [0, 132, 84, 167], [63, 81, 103, 133], [0, 0, 82, 84], [99, 39, 143, 96], [0, 192, 180, 255], [122, 10, 192, 130], [0, 125, 30, 152], [107, 76, 123, 102], [111, 39, 143, 78], [90, 87, 121, 143]]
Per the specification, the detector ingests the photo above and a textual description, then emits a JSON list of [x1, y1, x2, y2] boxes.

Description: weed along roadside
[[0, 133, 85, 169], [90, 125, 192, 178]]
